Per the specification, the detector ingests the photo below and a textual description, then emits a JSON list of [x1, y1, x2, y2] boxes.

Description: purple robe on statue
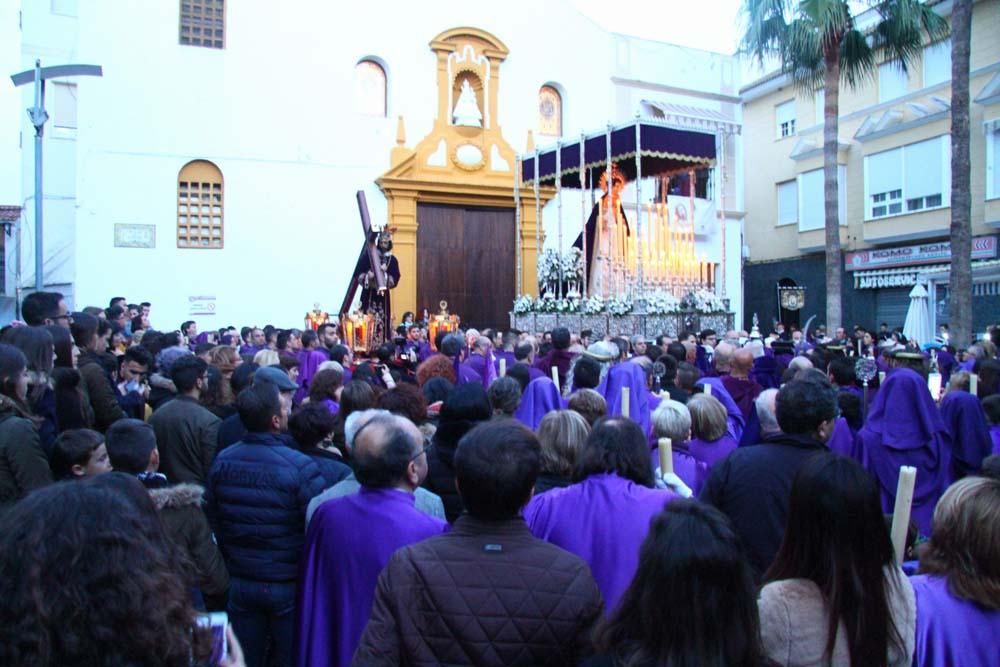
[[857, 368, 950, 536], [513, 377, 562, 431], [296, 487, 446, 667], [911, 574, 1000, 667], [524, 472, 676, 613], [695, 377, 745, 442], [603, 364, 655, 436], [939, 390, 993, 479]]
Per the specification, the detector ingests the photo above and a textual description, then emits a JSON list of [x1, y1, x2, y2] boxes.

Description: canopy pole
[[514, 153, 522, 296], [580, 132, 587, 299], [556, 141, 563, 299], [605, 124, 613, 298], [533, 150, 540, 295], [634, 115, 644, 303], [719, 133, 727, 300]]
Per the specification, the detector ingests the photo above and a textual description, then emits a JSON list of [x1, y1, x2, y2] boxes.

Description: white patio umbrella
[[903, 283, 932, 347]]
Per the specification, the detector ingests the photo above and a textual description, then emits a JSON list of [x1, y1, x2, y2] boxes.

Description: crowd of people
[[0, 290, 998, 666]]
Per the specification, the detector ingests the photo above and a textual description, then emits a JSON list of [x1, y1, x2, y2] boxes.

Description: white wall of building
[[11, 0, 745, 330]]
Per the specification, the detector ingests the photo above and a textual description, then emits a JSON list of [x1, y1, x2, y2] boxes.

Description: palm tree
[[742, 0, 948, 331], [948, 0, 972, 347]]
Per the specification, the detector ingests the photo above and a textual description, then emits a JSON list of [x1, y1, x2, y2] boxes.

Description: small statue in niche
[[453, 79, 482, 127]]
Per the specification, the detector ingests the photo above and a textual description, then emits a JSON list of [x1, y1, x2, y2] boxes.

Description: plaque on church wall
[[188, 295, 217, 316], [114, 224, 156, 248]]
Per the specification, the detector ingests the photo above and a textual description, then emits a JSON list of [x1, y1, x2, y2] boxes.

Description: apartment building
[[740, 0, 1000, 334]]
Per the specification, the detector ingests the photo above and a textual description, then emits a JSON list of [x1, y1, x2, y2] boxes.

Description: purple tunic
[[827, 417, 860, 460], [939, 390, 992, 478], [857, 369, 950, 536], [524, 472, 676, 613], [294, 349, 328, 405], [911, 574, 1000, 667], [513, 377, 562, 431], [296, 487, 446, 667], [687, 434, 738, 469], [603, 364, 655, 436]]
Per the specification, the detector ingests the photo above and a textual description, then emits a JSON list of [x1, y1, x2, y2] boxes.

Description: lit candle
[[499, 358, 506, 377], [890, 466, 917, 564], [551, 366, 560, 389], [703, 383, 712, 396], [970, 373, 979, 396], [621, 387, 630, 418], [658, 437, 674, 475]]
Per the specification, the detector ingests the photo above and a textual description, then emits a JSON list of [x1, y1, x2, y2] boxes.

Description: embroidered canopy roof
[[520, 120, 717, 188]]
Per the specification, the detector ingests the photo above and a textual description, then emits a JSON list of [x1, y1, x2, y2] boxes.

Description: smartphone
[[197, 612, 228, 666]]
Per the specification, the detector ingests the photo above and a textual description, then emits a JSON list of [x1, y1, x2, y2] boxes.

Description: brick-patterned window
[[177, 160, 224, 249], [179, 0, 225, 49], [538, 85, 562, 137]]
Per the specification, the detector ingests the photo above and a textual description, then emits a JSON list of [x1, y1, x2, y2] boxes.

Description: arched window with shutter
[[355, 59, 387, 117], [177, 160, 224, 249], [538, 85, 562, 137]]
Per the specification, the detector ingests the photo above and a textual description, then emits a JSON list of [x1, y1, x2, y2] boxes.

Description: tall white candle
[[499, 358, 506, 377], [621, 387, 630, 418], [928, 372, 942, 402], [879, 371, 886, 385], [551, 366, 560, 389], [890, 466, 917, 564], [658, 437, 673, 475], [703, 383, 712, 397], [970, 373, 979, 397]]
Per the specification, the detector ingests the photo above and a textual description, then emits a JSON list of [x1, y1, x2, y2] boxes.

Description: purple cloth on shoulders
[[751, 355, 781, 390], [911, 574, 1000, 667], [320, 398, 340, 416], [603, 363, 654, 435], [493, 350, 516, 373], [992, 424, 1000, 455], [534, 348, 576, 391], [857, 368, 950, 536], [650, 443, 709, 495], [296, 487, 447, 667], [695, 377, 745, 442], [687, 434, 738, 469], [524, 472, 676, 613], [463, 354, 488, 380], [294, 349, 328, 404], [513, 377, 562, 431], [527, 365, 546, 382], [939, 390, 992, 478], [827, 417, 860, 460]]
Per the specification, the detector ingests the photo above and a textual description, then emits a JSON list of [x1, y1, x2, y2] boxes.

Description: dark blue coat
[[206, 432, 327, 582]]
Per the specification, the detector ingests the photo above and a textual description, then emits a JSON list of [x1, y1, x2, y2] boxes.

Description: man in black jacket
[[699, 376, 838, 580], [356, 419, 603, 665]]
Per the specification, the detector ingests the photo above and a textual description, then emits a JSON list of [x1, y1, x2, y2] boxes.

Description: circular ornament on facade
[[453, 143, 485, 170]]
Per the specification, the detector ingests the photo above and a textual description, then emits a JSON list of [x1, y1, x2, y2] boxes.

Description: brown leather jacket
[[354, 514, 603, 666]]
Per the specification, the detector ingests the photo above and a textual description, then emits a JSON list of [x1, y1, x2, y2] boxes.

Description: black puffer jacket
[[354, 515, 603, 666], [205, 432, 327, 582], [0, 396, 51, 512]]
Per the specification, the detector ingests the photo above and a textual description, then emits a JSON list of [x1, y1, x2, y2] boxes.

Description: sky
[[574, 0, 746, 55]]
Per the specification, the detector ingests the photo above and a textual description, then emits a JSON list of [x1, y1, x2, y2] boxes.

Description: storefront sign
[[845, 236, 997, 271], [855, 272, 920, 289]]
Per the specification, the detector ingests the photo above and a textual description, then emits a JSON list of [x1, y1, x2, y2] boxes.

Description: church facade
[[1, 0, 744, 330]]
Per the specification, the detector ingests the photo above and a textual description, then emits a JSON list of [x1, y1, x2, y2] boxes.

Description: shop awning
[[519, 120, 717, 188]]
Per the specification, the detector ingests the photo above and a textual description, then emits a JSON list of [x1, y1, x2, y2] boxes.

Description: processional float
[[514, 118, 731, 310]]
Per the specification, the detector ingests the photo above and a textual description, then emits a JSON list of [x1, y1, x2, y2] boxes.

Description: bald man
[[721, 348, 764, 420], [712, 342, 737, 376], [298, 414, 446, 667]]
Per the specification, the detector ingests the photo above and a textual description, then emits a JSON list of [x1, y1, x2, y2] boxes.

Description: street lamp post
[[10, 60, 102, 291]]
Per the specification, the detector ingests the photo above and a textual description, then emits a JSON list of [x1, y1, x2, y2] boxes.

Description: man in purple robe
[[441, 333, 481, 386], [513, 377, 563, 431], [939, 389, 992, 479], [721, 348, 764, 420], [525, 418, 676, 612], [534, 326, 575, 392], [493, 331, 517, 374], [857, 368, 950, 536], [602, 363, 656, 436], [296, 413, 445, 667]]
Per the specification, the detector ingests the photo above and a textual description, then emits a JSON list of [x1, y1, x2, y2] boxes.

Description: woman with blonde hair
[[686, 393, 738, 469], [911, 476, 1000, 666], [535, 410, 590, 494], [252, 348, 280, 368]]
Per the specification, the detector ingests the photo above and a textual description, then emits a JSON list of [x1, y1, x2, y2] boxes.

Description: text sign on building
[[845, 236, 997, 271], [114, 224, 156, 248], [189, 295, 216, 316]]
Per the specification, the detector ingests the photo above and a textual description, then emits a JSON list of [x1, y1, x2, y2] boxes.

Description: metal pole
[[533, 151, 540, 294], [634, 116, 644, 301], [514, 153, 522, 295], [556, 141, 563, 299], [580, 132, 587, 298], [719, 133, 728, 300], [31, 60, 45, 291], [605, 124, 613, 297]]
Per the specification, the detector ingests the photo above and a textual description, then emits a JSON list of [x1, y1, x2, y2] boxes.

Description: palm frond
[[871, 0, 950, 71], [839, 28, 876, 88]]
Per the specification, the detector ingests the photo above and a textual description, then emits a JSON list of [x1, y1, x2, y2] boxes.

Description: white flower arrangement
[[581, 295, 605, 314], [561, 247, 584, 283], [605, 296, 633, 316], [512, 294, 535, 314], [646, 292, 681, 315], [680, 289, 727, 313], [537, 249, 562, 286]]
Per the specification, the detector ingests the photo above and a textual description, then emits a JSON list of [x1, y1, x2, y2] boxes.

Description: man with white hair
[[306, 410, 446, 524]]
